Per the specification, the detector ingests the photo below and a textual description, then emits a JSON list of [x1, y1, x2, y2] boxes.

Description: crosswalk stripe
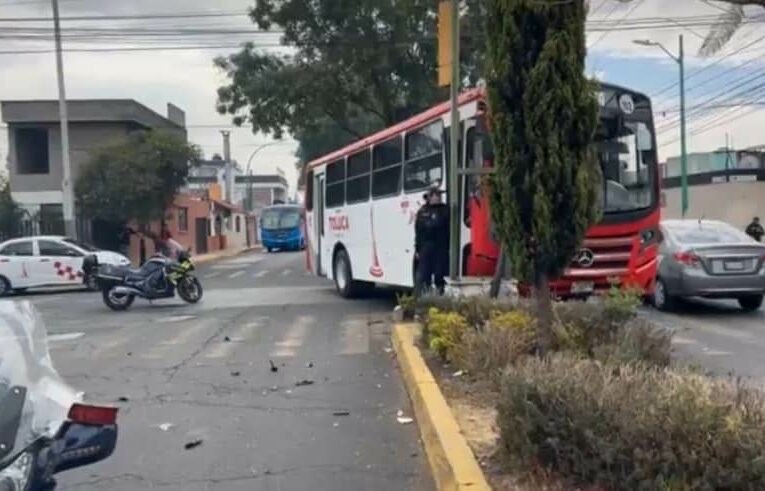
[[142, 323, 211, 359], [228, 270, 245, 279], [204, 271, 222, 279], [270, 315, 313, 357], [281, 269, 292, 276], [253, 270, 269, 278], [339, 316, 370, 355], [204, 320, 264, 359]]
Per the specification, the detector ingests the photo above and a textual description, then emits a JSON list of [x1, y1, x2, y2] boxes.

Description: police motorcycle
[[0, 301, 118, 490], [83, 250, 203, 311]]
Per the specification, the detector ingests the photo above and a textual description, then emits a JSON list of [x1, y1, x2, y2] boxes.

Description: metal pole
[[679, 34, 689, 217], [52, 0, 75, 238], [448, 0, 460, 281], [221, 130, 232, 202]]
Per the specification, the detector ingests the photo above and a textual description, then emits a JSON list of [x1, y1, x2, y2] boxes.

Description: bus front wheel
[[334, 249, 362, 298]]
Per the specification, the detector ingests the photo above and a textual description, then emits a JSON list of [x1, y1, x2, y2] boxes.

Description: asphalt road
[[25, 251, 432, 491], [643, 298, 765, 384]]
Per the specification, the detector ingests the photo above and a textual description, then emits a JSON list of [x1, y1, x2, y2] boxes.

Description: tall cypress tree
[[486, 0, 601, 350]]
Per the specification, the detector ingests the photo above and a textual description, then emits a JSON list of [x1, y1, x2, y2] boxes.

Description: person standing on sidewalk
[[746, 216, 764, 242], [414, 187, 450, 295]]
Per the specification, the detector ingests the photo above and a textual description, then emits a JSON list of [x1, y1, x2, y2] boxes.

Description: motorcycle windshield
[[0, 301, 80, 469]]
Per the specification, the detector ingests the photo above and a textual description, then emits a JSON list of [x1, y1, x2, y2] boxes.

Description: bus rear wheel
[[334, 249, 366, 298]]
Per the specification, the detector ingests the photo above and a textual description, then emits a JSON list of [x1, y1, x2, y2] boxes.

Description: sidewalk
[[194, 245, 262, 265]]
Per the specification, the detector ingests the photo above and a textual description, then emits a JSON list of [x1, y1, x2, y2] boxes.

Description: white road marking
[[204, 271, 222, 279], [253, 270, 269, 278], [156, 315, 196, 324], [672, 335, 698, 345], [281, 269, 292, 276], [143, 322, 213, 359], [228, 270, 245, 279], [339, 316, 370, 355], [48, 332, 85, 343], [271, 315, 314, 357], [204, 320, 264, 359]]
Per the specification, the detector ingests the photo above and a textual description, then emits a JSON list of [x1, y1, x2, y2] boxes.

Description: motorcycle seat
[[98, 264, 146, 281]]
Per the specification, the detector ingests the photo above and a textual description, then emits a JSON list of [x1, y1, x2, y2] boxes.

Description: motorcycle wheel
[[102, 287, 135, 311], [177, 276, 203, 304]]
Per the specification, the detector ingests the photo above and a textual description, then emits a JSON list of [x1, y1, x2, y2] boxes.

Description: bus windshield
[[596, 91, 656, 214], [261, 208, 301, 230]]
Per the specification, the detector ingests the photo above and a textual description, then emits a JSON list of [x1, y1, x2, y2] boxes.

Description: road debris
[[332, 411, 350, 416], [230, 371, 241, 377], [224, 336, 231, 342], [452, 370, 465, 377], [306, 362, 314, 368], [333, 422, 339, 427], [157, 423, 174, 432], [117, 396, 129, 402], [295, 379, 314, 387], [184, 440, 203, 450], [269, 360, 278, 373], [383, 347, 393, 353], [396, 409, 413, 424]]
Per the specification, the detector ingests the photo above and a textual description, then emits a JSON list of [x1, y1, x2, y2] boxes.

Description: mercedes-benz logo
[[575, 248, 595, 268]]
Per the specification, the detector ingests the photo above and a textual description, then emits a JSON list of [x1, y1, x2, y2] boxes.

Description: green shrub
[[453, 310, 536, 379], [396, 292, 416, 320], [498, 355, 765, 490], [598, 317, 673, 367], [416, 294, 519, 330], [424, 308, 470, 360]]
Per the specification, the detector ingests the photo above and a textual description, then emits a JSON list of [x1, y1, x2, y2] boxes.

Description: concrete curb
[[392, 323, 491, 491]]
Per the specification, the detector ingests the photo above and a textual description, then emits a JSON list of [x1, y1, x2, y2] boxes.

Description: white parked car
[[0, 235, 131, 296]]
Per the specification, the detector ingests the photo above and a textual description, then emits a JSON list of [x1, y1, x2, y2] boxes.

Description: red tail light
[[673, 251, 700, 267], [68, 403, 118, 426]]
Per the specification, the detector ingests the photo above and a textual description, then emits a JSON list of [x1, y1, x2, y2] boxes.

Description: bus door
[[314, 173, 326, 276]]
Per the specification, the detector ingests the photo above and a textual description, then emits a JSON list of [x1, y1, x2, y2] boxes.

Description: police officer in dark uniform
[[415, 187, 450, 295]]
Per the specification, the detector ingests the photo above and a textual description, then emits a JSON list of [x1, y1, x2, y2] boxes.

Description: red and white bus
[[303, 83, 660, 298]]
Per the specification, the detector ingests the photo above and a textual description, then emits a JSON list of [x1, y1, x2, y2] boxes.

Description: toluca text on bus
[[303, 83, 660, 298]]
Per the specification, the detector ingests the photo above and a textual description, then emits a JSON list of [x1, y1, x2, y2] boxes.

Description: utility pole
[[52, 0, 75, 238], [678, 34, 688, 217], [448, 0, 460, 281], [221, 131, 232, 203]]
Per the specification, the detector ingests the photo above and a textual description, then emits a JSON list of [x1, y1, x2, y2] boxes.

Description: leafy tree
[[0, 175, 22, 239], [215, 0, 486, 167], [486, 0, 601, 351], [75, 130, 200, 226]]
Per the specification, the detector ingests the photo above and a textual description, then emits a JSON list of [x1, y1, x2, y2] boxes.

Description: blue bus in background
[[260, 204, 305, 252]]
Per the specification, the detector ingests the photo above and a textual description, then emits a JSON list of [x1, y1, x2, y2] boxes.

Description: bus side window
[[325, 159, 346, 208], [404, 120, 444, 192], [305, 170, 314, 211]]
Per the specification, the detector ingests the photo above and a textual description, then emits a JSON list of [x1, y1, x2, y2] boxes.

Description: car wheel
[[652, 278, 675, 311], [738, 294, 763, 311], [0, 276, 11, 297]]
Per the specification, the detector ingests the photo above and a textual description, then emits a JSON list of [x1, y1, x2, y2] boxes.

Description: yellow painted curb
[[392, 323, 492, 491]]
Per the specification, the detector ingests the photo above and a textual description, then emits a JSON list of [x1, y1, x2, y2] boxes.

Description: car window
[[38, 240, 82, 257], [62, 238, 97, 252], [667, 223, 751, 245], [0, 241, 33, 256]]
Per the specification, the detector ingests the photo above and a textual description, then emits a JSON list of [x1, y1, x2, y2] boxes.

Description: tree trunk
[[534, 273, 553, 355], [489, 248, 507, 298]]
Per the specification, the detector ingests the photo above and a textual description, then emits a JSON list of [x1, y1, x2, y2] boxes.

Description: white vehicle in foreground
[[0, 235, 131, 296]]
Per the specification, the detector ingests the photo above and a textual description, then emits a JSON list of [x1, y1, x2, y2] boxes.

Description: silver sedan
[[654, 219, 765, 311]]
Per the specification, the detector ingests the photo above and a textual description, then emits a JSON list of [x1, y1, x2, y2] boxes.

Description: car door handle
[[39, 259, 51, 262]]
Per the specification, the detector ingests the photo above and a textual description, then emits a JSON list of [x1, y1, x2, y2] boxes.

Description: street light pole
[[678, 34, 688, 217], [51, 0, 75, 238], [633, 34, 688, 216], [448, 0, 460, 281], [244, 142, 278, 213]]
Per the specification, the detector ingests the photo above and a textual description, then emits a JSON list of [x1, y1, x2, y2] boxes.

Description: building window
[[404, 120, 443, 192], [178, 208, 188, 232], [372, 135, 403, 198], [16, 128, 50, 175], [235, 215, 241, 233]]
